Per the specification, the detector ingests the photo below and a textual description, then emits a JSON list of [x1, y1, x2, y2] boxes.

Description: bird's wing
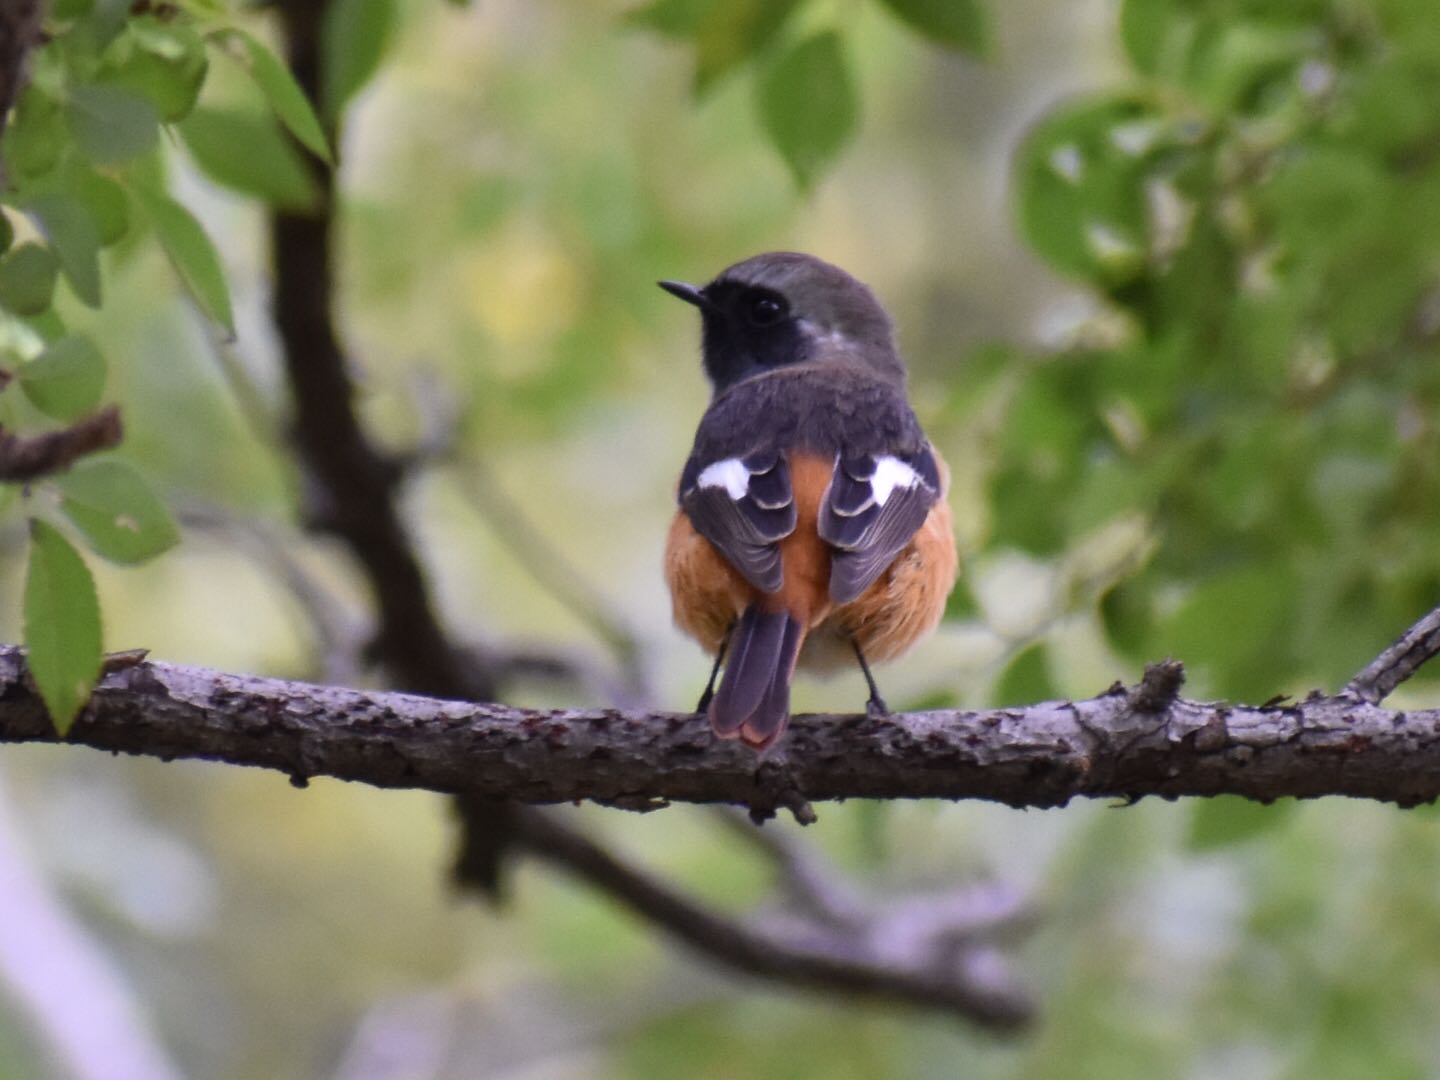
[[678, 449, 797, 593], [818, 447, 941, 605]]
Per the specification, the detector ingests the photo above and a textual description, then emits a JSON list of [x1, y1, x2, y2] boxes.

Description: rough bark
[[4, 650, 1437, 811]]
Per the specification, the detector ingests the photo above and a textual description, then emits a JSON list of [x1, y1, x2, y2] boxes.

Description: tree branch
[[450, 455, 650, 705], [270, 0, 491, 704], [4, 648, 1438, 809], [508, 808, 1033, 1029], [1343, 602, 1440, 704], [0, 0, 41, 174], [269, 0, 518, 897], [0, 407, 123, 483]]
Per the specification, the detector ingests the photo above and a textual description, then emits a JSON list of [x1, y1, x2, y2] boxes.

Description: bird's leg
[[850, 638, 889, 719], [695, 629, 730, 715]]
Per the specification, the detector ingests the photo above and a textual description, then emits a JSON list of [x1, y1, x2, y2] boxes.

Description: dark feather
[[827, 466, 875, 516], [680, 452, 796, 593], [819, 448, 940, 605], [709, 607, 790, 736], [740, 614, 803, 749]]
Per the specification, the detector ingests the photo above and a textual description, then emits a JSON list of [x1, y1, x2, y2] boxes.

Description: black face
[[697, 282, 810, 392]]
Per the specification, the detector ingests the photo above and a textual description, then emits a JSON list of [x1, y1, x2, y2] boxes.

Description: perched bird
[[661, 252, 957, 750]]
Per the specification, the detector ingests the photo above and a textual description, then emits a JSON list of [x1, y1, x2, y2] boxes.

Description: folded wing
[[678, 450, 796, 593], [819, 448, 941, 605]]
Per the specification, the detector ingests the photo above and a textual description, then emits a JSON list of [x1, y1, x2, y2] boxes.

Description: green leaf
[[1183, 22, 1311, 114], [757, 33, 858, 189], [133, 185, 234, 334], [876, 0, 989, 56], [0, 213, 13, 256], [1099, 578, 1157, 657], [1187, 795, 1297, 851], [1161, 563, 1299, 700], [66, 84, 160, 165], [17, 335, 106, 421], [625, 0, 711, 36], [0, 244, 60, 316], [320, 0, 397, 121], [993, 642, 1060, 706], [71, 170, 130, 247], [55, 460, 180, 564], [626, 0, 803, 90], [27, 193, 102, 308], [694, 0, 802, 92], [219, 29, 333, 164], [1015, 94, 1159, 282], [178, 107, 320, 210], [943, 575, 979, 620], [99, 21, 209, 123], [5, 87, 64, 180], [24, 520, 103, 736], [1119, 0, 1182, 75]]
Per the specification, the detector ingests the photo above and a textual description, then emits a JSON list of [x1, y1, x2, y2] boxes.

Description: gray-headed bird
[[662, 252, 957, 750]]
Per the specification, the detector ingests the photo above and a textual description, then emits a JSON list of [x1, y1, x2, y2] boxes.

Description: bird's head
[[660, 251, 904, 395]]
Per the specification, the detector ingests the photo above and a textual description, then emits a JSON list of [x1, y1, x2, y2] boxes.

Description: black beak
[[658, 279, 712, 310]]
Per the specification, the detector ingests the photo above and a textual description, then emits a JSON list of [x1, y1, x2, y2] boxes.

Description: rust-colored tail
[[708, 604, 805, 750]]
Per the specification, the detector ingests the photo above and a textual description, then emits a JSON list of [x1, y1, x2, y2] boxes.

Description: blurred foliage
[[0, 0, 1439, 1076], [0, 0, 330, 726], [997, 0, 1440, 703]]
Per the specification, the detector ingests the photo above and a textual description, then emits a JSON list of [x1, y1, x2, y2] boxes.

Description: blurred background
[[6, 0, 1440, 1075]]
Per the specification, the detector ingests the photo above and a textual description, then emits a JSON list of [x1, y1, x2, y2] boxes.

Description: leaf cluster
[[629, 0, 987, 187], [0, 0, 365, 730], [983, 0, 1440, 703]]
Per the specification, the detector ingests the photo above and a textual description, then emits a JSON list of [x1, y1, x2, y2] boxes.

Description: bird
[[661, 251, 957, 751]]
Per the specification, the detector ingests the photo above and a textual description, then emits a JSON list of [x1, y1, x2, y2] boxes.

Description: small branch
[[451, 455, 651, 705], [5, 648, 1440, 809], [1344, 603, 1440, 704], [270, 0, 513, 893], [1129, 657, 1185, 712], [0, 0, 41, 167], [509, 807, 1033, 1029], [710, 807, 868, 924], [0, 407, 123, 483], [270, 0, 491, 704]]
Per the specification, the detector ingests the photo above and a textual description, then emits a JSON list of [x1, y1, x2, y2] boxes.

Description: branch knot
[[1129, 659, 1185, 714]]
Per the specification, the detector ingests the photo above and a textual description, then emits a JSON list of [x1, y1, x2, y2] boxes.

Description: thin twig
[[1343, 603, 1440, 704], [710, 807, 868, 924], [509, 807, 1033, 1029], [394, 342, 646, 701], [176, 500, 370, 685], [0, 407, 123, 483], [0, 0, 41, 185], [451, 455, 651, 706]]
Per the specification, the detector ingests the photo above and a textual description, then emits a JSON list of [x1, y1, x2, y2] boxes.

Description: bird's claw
[[866, 696, 890, 721]]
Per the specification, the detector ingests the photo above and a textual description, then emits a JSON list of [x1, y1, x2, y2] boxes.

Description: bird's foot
[[866, 694, 890, 721]]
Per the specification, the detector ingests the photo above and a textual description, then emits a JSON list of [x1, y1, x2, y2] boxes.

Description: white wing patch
[[697, 457, 750, 500], [870, 455, 920, 507]]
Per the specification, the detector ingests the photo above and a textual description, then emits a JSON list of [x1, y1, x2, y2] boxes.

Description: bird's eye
[[744, 292, 787, 328]]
